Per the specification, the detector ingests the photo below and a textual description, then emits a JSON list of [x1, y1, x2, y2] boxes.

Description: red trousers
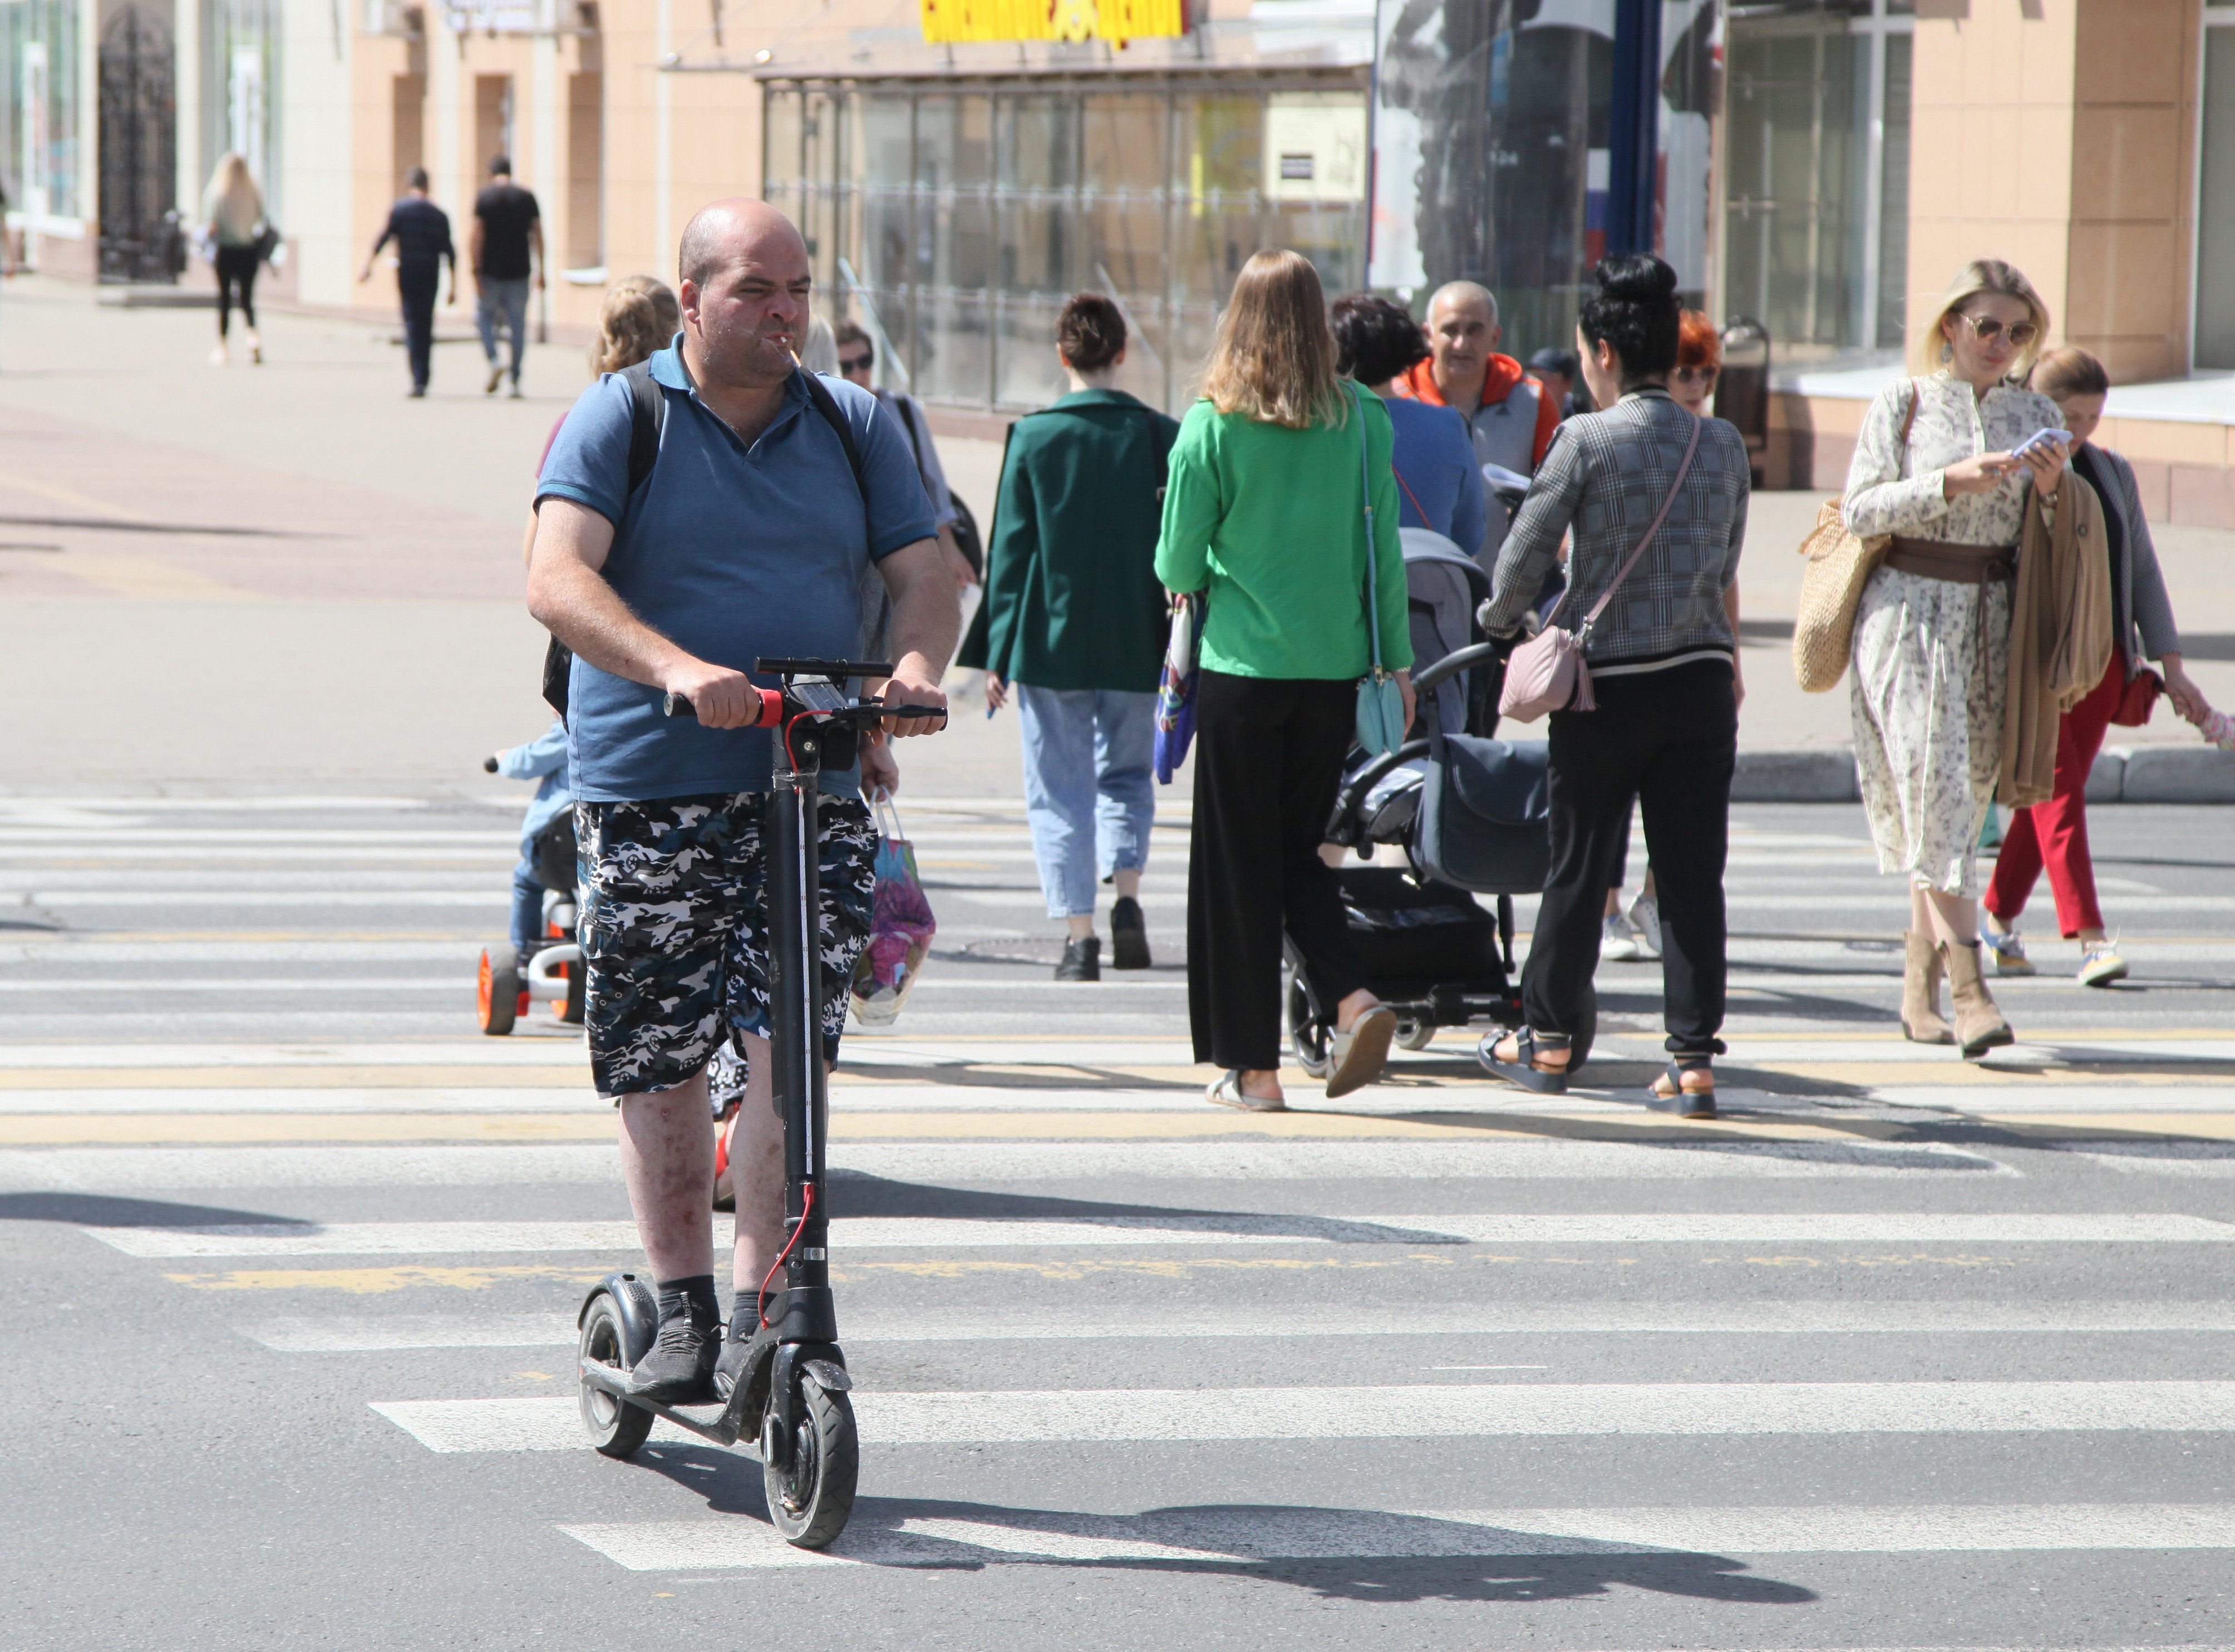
[[1984, 655, 2125, 938]]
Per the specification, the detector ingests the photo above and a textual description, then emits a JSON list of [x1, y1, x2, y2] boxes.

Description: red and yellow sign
[[918, 0, 1186, 46]]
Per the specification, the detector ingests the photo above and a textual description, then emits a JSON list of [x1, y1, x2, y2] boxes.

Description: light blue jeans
[[476, 276, 531, 383], [1016, 684, 1157, 918]]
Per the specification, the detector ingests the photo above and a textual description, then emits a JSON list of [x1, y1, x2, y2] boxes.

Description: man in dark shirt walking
[[471, 155, 543, 399], [359, 166, 456, 398]]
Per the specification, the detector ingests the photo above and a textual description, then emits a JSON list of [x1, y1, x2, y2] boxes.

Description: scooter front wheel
[[764, 1379, 858, 1548], [578, 1290, 654, 1459]]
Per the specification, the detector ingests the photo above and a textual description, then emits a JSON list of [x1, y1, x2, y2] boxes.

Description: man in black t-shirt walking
[[360, 167, 456, 398], [471, 155, 543, 399]]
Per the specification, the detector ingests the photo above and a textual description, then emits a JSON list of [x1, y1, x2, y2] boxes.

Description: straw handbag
[[1791, 381, 1918, 693]]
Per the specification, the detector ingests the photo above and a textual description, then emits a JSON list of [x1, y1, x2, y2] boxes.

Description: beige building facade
[[17, 0, 2235, 519]]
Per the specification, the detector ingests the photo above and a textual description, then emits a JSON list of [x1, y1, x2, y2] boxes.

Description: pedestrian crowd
[[495, 188, 2235, 1404]]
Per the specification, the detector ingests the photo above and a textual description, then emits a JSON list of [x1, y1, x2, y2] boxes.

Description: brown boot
[[1901, 931, 1955, 1045], [1941, 938, 2015, 1058]]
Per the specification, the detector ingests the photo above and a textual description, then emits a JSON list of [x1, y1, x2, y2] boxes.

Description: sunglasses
[[1955, 312, 2039, 348], [839, 350, 874, 372], [1673, 365, 1719, 386]]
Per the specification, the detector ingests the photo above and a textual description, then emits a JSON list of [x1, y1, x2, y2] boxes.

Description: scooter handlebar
[[660, 690, 946, 729], [662, 687, 786, 724]]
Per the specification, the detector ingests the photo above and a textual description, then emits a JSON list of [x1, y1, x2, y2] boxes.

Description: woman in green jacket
[[978, 294, 1181, 981], [1155, 249, 1415, 1110]]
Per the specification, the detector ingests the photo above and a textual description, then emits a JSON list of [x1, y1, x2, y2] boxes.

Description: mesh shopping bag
[[848, 787, 936, 1027]]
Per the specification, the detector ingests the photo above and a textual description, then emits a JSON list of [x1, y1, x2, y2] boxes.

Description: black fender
[[579, 1272, 657, 1368]]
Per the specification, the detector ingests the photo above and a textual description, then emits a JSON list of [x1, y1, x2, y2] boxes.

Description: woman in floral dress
[[1841, 259, 2069, 1058]]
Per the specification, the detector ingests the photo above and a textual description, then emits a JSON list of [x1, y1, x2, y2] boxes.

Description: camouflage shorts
[[576, 793, 878, 1100]]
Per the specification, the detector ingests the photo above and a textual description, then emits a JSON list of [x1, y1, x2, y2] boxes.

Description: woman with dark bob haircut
[[1331, 293, 1485, 560], [1475, 254, 1752, 1115]]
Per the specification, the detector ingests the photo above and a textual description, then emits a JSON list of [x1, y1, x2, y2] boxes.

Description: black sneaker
[[713, 1319, 757, 1401], [1110, 897, 1151, 970], [627, 1309, 719, 1404], [1055, 936, 1101, 981]]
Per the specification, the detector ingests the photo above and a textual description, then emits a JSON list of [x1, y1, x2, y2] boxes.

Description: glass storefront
[[202, 0, 282, 218], [2197, 2, 2235, 369], [1723, 0, 1913, 361], [0, 0, 82, 223], [762, 73, 1368, 414]]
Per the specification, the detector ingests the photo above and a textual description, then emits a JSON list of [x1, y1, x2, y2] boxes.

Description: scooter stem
[[766, 710, 832, 1332]]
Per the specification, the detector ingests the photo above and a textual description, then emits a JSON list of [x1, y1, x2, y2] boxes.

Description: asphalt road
[[3, 788, 2233, 1649]]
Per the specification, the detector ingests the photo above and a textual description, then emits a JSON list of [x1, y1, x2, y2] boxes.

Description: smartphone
[[2008, 427, 2074, 460]]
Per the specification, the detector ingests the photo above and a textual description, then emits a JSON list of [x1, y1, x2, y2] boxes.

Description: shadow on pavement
[[823, 1172, 1466, 1242], [618, 1459, 1821, 1605], [0, 1192, 308, 1227]]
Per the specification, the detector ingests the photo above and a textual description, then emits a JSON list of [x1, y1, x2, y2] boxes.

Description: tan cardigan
[[1999, 473, 2113, 807]]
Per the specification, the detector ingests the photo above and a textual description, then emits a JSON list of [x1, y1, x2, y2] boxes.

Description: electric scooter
[[573, 658, 944, 1550]]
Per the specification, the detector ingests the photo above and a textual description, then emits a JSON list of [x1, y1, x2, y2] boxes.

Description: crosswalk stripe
[[242, 1299, 2235, 1351], [2, 1137, 2005, 1188], [375, 1381, 2235, 1452], [555, 1503, 2235, 1570], [86, 1212, 2235, 1257]]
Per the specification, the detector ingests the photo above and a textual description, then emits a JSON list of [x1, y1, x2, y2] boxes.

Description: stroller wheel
[[1286, 976, 1333, 1081], [1394, 1019, 1436, 1053]]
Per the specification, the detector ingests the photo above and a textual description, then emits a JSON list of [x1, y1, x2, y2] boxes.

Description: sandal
[[1477, 1027, 1570, 1094], [1207, 1068, 1286, 1113], [1324, 1004, 1397, 1099], [1648, 1057, 1716, 1119]]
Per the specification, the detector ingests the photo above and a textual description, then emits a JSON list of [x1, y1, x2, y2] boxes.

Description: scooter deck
[[578, 1357, 754, 1451]]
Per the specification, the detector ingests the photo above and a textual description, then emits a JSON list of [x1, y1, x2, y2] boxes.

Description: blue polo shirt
[[535, 340, 937, 802]]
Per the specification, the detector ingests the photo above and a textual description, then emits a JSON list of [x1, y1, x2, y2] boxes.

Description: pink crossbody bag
[[1498, 413, 1704, 723]]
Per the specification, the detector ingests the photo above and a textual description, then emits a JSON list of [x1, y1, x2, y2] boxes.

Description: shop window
[[474, 74, 513, 175], [565, 71, 600, 272], [1723, 1, 1911, 362], [773, 77, 1365, 414], [2198, 13, 2235, 369], [202, 0, 277, 221], [392, 73, 424, 198], [0, 0, 83, 224]]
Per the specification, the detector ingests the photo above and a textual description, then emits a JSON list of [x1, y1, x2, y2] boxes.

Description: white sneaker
[[1600, 912, 1640, 962], [1625, 891, 1662, 959], [485, 364, 505, 395], [2078, 941, 2129, 988], [1982, 927, 2036, 977]]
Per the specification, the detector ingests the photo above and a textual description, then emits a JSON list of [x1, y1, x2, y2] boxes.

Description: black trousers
[[1187, 671, 1365, 1070], [398, 266, 440, 390], [215, 245, 259, 335], [1522, 658, 1737, 1055]]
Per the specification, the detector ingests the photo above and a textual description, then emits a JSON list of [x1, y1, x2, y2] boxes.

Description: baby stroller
[[476, 814, 585, 1034], [1284, 530, 1597, 1077]]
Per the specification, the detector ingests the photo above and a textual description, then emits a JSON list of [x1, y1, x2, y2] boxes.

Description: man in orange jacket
[[1394, 281, 1561, 552]]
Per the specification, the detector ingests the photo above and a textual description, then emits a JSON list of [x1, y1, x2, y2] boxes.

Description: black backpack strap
[[619, 359, 667, 498], [800, 370, 870, 500]]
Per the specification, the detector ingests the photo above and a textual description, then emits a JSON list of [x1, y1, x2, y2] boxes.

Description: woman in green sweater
[[1155, 249, 1416, 1109], [977, 294, 1181, 981]]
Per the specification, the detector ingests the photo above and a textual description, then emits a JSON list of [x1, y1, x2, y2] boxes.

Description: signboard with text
[[918, 0, 1186, 46]]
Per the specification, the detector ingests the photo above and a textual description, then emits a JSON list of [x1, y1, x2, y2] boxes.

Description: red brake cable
[[757, 1179, 816, 1329]]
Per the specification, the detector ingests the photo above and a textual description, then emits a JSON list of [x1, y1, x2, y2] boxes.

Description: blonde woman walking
[[1843, 259, 2068, 1056], [201, 153, 267, 365], [1155, 249, 1415, 1110]]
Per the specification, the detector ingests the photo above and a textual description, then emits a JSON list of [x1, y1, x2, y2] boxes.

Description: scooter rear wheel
[[578, 1291, 654, 1459], [764, 1379, 858, 1549]]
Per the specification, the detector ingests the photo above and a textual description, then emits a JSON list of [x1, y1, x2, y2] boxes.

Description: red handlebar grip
[[751, 687, 785, 727]]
